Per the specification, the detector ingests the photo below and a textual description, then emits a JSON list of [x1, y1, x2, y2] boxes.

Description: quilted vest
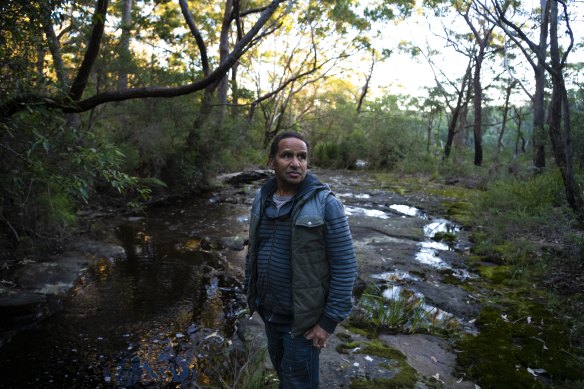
[[247, 187, 331, 336]]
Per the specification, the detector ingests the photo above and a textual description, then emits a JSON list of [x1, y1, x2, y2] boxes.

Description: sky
[[367, 1, 584, 104]]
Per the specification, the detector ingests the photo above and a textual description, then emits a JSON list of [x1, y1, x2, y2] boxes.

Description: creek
[[0, 169, 479, 388]]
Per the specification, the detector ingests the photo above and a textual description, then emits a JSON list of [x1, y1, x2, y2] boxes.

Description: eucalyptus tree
[[0, 0, 291, 118], [474, 0, 550, 169], [117, 0, 133, 90], [546, 0, 583, 219], [476, 0, 584, 219], [455, 0, 501, 166]]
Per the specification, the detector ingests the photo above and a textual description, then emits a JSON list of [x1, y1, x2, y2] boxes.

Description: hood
[[260, 172, 329, 202]]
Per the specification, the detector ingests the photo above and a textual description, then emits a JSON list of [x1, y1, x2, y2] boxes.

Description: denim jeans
[[263, 320, 320, 388]]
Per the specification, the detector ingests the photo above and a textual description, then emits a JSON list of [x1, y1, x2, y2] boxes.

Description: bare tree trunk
[[454, 103, 468, 163], [533, 0, 550, 169], [547, 0, 584, 220], [513, 107, 525, 155], [444, 64, 472, 160], [357, 49, 375, 114], [217, 0, 234, 123], [231, 59, 240, 118], [497, 81, 515, 153], [40, 2, 67, 88], [472, 56, 483, 166], [426, 117, 433, 152], [69, 0, 109, 102], [118, 0, 133, 90], [460, 12, 494, 166]]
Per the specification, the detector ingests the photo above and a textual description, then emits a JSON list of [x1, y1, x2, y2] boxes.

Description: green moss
[[408, 270, 427, 280], [477, 264, 514, 284], [433, 231, 457, 245], [337, 332, 353, 342], [336, 341, 363, 354], [456, 305, 584, 388], [343, 323, 376, 338], [442, 199, 474, 226], [349, 340, 418, 389]]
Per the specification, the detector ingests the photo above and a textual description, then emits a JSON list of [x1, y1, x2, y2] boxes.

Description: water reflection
[[0, 217, 244, 387]]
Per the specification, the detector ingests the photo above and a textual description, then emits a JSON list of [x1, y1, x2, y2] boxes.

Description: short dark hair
[[268, 131, 310, 161]]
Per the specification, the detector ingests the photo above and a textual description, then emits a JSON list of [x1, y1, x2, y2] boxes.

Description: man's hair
[[268, 131, 310, 161]]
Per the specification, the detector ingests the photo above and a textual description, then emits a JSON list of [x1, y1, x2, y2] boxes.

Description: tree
[[117, 0, 133, 90], [0, 0, 290, 118], [545, 0, 584, 219], [457, 0, 498, 166], [476, 0, 550, 169], [496, 79, 517, 154], [477, 0, 583, 218]]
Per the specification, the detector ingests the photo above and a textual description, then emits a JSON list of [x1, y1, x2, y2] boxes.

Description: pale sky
[[367, 2, 584, 104]]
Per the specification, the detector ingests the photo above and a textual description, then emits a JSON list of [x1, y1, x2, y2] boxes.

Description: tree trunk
[[357, 49, 376, 114], [217, 0, 234, 123], [40, 2, 67, 88], [472, 55, 483, 166], [118, 0, 133, 90], [513, 107, 526, 155], [444, 63, 472, 160], [497, 81, 514, 153], [533, 0, 550, 169], [547, 0, 584, 220]]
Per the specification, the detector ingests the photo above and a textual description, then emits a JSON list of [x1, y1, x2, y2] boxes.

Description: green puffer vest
[[246, 187, 331, 336]]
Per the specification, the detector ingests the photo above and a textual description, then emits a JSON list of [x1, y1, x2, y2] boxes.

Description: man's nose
[[291, 156, 300, 167]]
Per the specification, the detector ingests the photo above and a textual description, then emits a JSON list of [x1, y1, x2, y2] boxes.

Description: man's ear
[[268, 158, 274, 168]]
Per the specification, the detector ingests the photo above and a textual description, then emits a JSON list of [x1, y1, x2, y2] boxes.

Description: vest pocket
[[295, 215, 324, 228]]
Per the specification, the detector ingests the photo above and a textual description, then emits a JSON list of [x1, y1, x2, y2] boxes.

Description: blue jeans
[[263, 320, 320, 388]]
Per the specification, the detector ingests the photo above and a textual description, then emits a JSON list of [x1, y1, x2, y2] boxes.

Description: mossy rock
[[350, 340, 418, 389], [433, 231, 457, 245], [456, 305, 584, 388]]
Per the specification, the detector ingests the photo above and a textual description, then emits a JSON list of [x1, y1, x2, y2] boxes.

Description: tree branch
[[1, 0, 287, 117], [178, 0, 210, 76]]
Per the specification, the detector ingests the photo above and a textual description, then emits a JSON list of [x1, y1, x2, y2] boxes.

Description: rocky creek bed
[[1, 168, 573, 388]]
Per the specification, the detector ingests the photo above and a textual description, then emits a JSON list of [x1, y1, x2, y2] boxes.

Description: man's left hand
[[304, 324, 331, 349]]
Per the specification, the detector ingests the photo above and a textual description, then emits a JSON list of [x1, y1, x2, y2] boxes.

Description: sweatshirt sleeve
[[318, 194, 357, 334]]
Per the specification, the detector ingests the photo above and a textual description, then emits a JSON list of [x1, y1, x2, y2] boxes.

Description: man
[[244, 131, 357, 388]]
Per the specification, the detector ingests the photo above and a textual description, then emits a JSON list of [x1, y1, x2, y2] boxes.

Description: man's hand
[[304, 324, 331, 349]]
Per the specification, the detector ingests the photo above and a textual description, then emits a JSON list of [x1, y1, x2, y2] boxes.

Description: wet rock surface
[[237, 169, 481, 387], [0, 168, 481, 387]]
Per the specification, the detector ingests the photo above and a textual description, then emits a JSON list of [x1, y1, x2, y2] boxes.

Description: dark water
[[0, 194, 253, 388]]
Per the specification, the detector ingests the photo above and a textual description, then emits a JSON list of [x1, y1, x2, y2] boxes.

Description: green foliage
[[310, 94, 423, 170], [0, 107, 158, 250], [351, 283, 457, 335]]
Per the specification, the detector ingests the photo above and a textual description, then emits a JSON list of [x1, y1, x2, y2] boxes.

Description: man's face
[[271, 137, 308, 194]]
